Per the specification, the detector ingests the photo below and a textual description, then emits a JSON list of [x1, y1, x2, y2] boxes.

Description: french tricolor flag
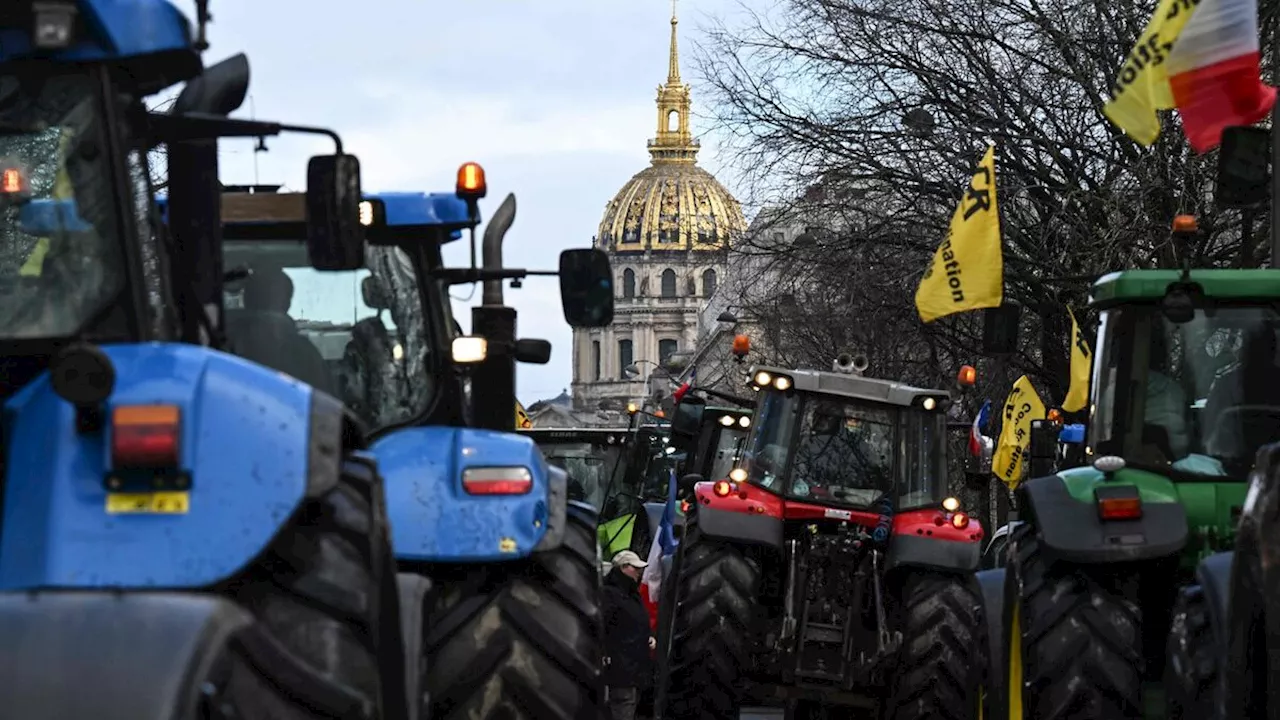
[[969, 399, 992, 457], [672, 367, 697, 404], [1167, 0, 1275, 152], [640, 468, 680, 630]]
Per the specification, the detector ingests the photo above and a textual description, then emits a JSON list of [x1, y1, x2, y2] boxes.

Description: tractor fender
[[0, 591, 252, 720], [975, 568, 1006, 698], [692, 481, 782, 547], [0, 343, 321, 589], [373, 425, 566, 562], [1195, 551, 1234, 658], [1017, 469, 1187, 564], [885, 507, 983, 573]]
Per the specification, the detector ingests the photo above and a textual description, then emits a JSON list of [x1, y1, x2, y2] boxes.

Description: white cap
[[611, 550, 649, 568]]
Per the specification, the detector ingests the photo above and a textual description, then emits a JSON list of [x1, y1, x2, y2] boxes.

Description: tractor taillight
[[1095, 485, 1142, 521], [111, 405, 180, 468], [951, 511, 970, 529], [1098, 496, 1142, 520], [462, 467, 532, 495], [712, 480, 734, 497]]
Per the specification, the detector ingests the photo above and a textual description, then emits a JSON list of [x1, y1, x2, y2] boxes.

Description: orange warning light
[[456, 162, 487, 200], [732, 334, 751, 358], [1, 167, 26, 194], [1047, 408, 1063, 423], [1172, 214, 1198, 233], [956, 365, 977, 387]]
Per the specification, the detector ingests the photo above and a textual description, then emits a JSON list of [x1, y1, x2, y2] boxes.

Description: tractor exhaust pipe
[[471, 192, 519, 431]]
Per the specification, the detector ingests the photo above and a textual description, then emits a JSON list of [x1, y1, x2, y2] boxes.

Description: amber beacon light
[[456, 162, 487, 200]]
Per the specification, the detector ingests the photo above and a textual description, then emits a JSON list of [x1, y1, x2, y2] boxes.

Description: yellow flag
[[1062, 308, 1092, 412], [516, 401, 532, 429], [992, 375, 1047, 489], [915, 144, 1003, 323], [1101, 0, 1197, 146]]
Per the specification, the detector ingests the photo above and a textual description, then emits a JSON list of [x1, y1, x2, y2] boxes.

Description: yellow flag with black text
[[915, 144, 1003, 323], [1101, 0, 1194, 146], [992, 375, 1046, 489], [1062, 308, 1092, 413]]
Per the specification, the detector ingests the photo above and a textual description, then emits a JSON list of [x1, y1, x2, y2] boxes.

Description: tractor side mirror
[[361, 275, 389, 310], [670, 395, 706, 441], [306, 154, 364, 271], [559, 248, 614, 327], [1217, 126, 1270, 208], [983, 303, 1021, 355], [679, 473, 703, 497], [515, 338, 552, 364]]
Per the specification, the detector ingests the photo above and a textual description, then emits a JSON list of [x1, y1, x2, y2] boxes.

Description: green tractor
[[988, 221, 1276, 718]]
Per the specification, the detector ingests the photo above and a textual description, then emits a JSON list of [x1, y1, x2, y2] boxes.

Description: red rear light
[[1095, 485, 1143, 521], [1098, 496, 1142, 520], [111, 405, 180, 468], [951, 511, 970, 529], [712, 480, 733, 497], [463, 467, 532, 495]]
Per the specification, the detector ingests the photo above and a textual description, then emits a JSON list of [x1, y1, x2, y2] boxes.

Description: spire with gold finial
[[650, 0, 698, 164]]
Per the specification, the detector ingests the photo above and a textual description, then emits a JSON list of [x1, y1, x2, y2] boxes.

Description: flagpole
[[1271, 17, 1280, 265]]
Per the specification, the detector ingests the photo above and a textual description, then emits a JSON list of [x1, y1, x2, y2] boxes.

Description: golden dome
[[595, 2, 747, 254]]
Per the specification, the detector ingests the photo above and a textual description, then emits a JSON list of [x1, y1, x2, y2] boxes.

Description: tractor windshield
[[707, 423, 750, 481], [621, 427, 682, 503], [1092, 303, 1280, 478], [539, 440, 625, 509], [222, 240, 433, 429], [0, 72, 125, 339], [742, 391, 948, 509]]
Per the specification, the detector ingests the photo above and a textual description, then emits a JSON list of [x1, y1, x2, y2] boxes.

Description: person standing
[[603, 550, 656, 720]]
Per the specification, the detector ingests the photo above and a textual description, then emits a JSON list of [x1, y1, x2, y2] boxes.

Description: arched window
[[659, 339, 678, 364], [623, 268, 636, 299], [618, 339, 633, 377], [667, 110, 679, 131], [591, 341, 601, 381], [661, 269, 677, 298], [702, 268, 717, 297]]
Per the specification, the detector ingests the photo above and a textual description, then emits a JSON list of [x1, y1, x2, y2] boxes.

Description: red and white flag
[[1167, 0, 1275, 152]]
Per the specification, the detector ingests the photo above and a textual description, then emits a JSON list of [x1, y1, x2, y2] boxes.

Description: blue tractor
[[0, 2, 412, 718], [217, 174, 615, 719]]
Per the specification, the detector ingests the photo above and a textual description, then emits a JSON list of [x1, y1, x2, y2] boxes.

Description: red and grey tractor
[[654, 359, 986, 720]]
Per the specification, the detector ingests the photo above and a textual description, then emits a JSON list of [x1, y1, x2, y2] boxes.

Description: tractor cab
[[520, 427, 630, 509], [728, 364, 952, 513], [669, 398, 753, 482]]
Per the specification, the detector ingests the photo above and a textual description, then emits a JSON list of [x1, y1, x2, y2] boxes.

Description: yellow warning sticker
[[499, 537, 518, 553], [105, 492, 190, 515]]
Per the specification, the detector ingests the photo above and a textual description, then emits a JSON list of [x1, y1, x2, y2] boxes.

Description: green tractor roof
[[1091, 269, 1280, 309]]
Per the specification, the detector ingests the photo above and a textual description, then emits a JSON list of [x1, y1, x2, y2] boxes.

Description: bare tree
[[692, 0, 1257, 407]]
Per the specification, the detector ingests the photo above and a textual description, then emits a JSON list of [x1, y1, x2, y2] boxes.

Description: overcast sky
[[172, 0, 753, 405]]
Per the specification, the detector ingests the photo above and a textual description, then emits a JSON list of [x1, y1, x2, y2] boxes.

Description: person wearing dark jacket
[[603, 550, 655, 720]]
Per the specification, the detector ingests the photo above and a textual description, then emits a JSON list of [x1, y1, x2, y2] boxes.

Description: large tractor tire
[[656, 514, 758, 720], [216, 453, 405, 720], [421, 502, 603, 720], [1164, 584, 1221, 719], [883, 572, 985, 720], [1003, 522, 1143, 719]]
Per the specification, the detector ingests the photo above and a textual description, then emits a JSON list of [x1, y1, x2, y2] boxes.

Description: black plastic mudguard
[[0, 591, 252, 720], [396, 574, 432, 720], [975, 568, 1005, 706], [698, 504, 783, 547], [531, 465, 571, 553], [1017, 475, 1188, 563], [886, 534, 981, 573]]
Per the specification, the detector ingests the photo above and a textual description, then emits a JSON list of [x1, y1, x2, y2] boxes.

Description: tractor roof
[[1091, 269, 1280, 309], [748, 364, 949, 407], [0, 1, 200, 94], [520, 428, 631, 446]]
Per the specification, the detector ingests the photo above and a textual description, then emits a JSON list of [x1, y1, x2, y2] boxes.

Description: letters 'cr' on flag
[[1062, 307, 1093, 413], [1102, 0, 1197, 146], [1166, 0, 1276, 152], [992, 375, 1046, 489], [915, 144, 1003, 324]]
